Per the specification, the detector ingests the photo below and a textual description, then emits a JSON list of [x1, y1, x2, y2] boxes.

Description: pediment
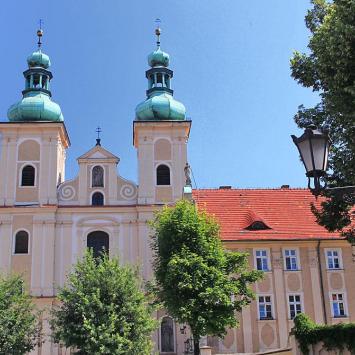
[[77, 145, 119, 163]]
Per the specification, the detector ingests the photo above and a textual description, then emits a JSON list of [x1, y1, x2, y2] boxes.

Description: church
[[0, 26, 354, 355]]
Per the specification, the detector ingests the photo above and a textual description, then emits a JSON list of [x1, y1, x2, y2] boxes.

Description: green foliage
[[51, 251, 157, 355], [290, 0, 355, 238], [292, 313, 355, 354], [0, 274, 40, 354], [150, 200, 262, 353]]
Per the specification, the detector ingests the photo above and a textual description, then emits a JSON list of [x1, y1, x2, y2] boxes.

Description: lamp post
[[291, 127, 355, 198]]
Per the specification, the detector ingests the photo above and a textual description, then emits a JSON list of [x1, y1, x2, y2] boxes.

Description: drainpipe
[[317, 240, 328, 324]]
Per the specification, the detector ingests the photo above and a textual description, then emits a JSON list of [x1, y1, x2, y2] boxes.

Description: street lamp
[[291, 128, 329, 196], [292, 127, 355, 198]]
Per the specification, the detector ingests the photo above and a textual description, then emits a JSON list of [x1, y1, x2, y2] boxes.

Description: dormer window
[[92, 166, 104, 187], [243, 211, 271, 231], [245, 221, 271, 231]]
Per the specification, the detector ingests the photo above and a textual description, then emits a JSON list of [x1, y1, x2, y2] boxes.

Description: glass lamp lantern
[[291, 128, 330, 195]]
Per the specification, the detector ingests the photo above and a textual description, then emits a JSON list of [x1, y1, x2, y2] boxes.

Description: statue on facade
[[184, 163, 192, 187]]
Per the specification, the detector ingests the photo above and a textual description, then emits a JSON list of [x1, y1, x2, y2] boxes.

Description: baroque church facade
[[1, 27, 355, 355]]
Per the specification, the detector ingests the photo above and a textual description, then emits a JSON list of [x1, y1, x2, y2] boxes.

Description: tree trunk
[[193, 336, 200, 355]]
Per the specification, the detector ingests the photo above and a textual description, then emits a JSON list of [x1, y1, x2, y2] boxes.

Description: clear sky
[[0, 1, 318, 189]]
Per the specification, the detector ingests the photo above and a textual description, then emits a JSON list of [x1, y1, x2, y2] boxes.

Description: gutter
[[317, 240, 328, 324]]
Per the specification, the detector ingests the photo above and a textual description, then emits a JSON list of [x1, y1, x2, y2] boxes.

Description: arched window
[[14, 230, 29, 254], [92, 192, 104, 206], [21, 165, 35, 186], [157, 165, 170, 185], [87, 231, 109, 259], [92, 166, 104, 187], [160, 316, 175, 353]]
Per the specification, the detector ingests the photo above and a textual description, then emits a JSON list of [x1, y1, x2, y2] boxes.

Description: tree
[[150, 200, 262, 355], [0, 274, 41, 354], [51, 251, 156, 354], [290, 0, 355, 239]]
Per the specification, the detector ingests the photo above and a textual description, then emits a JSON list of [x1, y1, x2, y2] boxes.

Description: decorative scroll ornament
[[59, 185, 75, 201], [120, 184, 137, 200]]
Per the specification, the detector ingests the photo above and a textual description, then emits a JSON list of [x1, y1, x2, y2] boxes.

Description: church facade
[[0, 27, 354, 355]]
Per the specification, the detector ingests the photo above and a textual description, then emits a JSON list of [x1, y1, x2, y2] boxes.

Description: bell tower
[[0, 28, 69, 206], [133, 25, 191, 204]]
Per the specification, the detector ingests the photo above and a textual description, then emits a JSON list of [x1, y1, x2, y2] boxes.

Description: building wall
[[2, 205, 354, 355]]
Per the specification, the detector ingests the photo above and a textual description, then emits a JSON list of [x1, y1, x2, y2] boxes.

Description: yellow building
[[0, 28, 354, 355]]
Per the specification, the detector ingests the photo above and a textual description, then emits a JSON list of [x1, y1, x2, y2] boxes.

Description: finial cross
[[96, 126, 102, 139], [37, 19, 44, 48], [95, 126, 102, 146], [155, 18, 161, 48]]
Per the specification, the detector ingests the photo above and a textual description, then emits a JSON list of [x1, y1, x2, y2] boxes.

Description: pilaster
[[271, 247, 288, 348]]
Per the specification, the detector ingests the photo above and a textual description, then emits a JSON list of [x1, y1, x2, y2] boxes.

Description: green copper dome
[[8, 92, 63, 122], [136, 91, 185, 120], [148, 48, 170, 67], [135, 27, 186, 121], [7, 31, 64, 122], [27, 50, 51, 69]]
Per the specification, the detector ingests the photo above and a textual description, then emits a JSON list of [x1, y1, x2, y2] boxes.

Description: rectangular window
[[332, 293, 346, 317], [255, 250, 269, 271], [258, 295, 273, 320], [284, 249, 298, 270], [288, 294, 302, 319], [326, 250, 342, 269]]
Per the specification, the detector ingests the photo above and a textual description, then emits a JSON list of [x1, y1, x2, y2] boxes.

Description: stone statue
[[184, 163, 192, 186]]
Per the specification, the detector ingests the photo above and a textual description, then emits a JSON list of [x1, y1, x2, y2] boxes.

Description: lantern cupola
[[7, 28, 63, 122], [135, 25, 186, 121]]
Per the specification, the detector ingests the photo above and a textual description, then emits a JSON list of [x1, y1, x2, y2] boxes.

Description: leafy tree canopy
[[151, 200, 262, 355], [0, 274, 40, 354], [51, 251, 157, 355], [290, 0, 355, 237]]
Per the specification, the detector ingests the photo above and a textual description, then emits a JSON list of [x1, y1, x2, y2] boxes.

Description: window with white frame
[[332, 293, 346, 317], [326, 249, 342, 269], [284, 249, 298, 270], [258, 295, 273, 320], [255, 250, 269, 271], [288, 294, 302, 319]]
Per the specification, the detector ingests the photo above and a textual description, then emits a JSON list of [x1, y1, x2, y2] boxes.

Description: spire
[[135, 22, 186, 121], [7, 26, 63, 122]]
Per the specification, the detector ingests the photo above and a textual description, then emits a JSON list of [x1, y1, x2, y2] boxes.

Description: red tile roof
[[192, 188, 343, 241]]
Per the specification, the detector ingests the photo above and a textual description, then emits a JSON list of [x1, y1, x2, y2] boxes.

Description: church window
[[14, 230, 29, 254], [92, 192, 104, 206], [157, 165, 170, 185], [21, 165, 35, 186], [92, 165, 104, 187], [87, 231, 109, 259], [160, 316, 175, 353]]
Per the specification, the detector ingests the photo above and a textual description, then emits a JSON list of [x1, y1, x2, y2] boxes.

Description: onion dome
[[7, 28, 64, 122], [135, 25, 186, 121], [148, 48, 170, 67], [136, 92, 185, 120], [27, 50, 51, 69]]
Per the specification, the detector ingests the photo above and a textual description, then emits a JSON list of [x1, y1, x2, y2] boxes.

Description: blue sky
[[0, 1, 318, 189]]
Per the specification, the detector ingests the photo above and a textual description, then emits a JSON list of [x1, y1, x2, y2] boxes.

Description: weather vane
[[155, 18, 161, 48], [37, 19, 44, 48], [95, 126, 102, 146]]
